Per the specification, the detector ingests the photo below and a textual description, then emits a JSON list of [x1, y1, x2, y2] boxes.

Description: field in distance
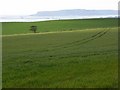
[[2, 18, 118, 88], [2, 18, 118, 35]]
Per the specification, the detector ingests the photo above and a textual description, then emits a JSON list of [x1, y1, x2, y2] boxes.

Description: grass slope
[[2, 18, 118, 35], [3, 27, 118, 88]]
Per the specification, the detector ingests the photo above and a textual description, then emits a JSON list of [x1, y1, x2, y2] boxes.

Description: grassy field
[[2, 18, 118, 88], [2, 18, 118, 35]]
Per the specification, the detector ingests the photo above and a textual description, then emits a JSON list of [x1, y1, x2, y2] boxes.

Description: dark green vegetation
[[2, 18, 118, 88], [3, 18, 118, 35]]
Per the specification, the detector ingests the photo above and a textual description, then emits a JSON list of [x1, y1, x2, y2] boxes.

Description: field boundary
[[2, 27, 117, 37]]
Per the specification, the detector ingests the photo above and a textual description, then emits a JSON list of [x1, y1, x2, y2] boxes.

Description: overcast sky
[[0, 0, 119, 16]]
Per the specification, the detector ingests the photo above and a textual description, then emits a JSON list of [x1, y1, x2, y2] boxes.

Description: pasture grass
[[2, 27, 118, 88], [2, 18, 118, 35]]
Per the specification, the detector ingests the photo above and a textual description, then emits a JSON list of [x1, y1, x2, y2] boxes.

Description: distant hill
[[33, 9, 117, 16], [0, 9, 118, 22]]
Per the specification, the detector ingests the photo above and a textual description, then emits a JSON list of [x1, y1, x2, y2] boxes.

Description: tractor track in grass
[[23, 28, 109, 54], [47, 29, 109, 50], [2, 28, 110, 37], [68, 29, 108, 46], [3, 28, 110, 52]]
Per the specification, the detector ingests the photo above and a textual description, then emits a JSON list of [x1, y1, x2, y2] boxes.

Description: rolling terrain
[[2, 18, 118, 88], [2, 18, 118, 35]]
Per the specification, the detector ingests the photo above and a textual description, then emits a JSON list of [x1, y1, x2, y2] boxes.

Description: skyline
[[0, 0, 119, 16]]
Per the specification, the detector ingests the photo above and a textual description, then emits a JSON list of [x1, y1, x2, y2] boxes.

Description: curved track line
[[2, 28, 112, 37], [52, 29, 109, 49], [36, 29, 109, 53]]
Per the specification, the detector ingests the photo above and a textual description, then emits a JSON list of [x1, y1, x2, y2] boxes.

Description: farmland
[[2, 18, 118, 88], [2, 18, 118, 35]]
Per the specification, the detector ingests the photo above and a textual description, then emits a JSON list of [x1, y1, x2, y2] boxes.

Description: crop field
[[2, 18, 118, 35], [2, 18, 118, 88]]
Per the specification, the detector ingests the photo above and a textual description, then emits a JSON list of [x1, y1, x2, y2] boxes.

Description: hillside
[[34, 9, 117, 16], [2, 18, 118, 35]]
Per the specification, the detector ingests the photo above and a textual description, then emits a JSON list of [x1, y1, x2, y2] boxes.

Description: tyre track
[[49, 29, 109, 50], [74, 30, 108, 46]]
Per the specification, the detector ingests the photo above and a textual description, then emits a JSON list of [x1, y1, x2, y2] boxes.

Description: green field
[[2, 18, 118, 88], [2, 18, 118, 35]]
